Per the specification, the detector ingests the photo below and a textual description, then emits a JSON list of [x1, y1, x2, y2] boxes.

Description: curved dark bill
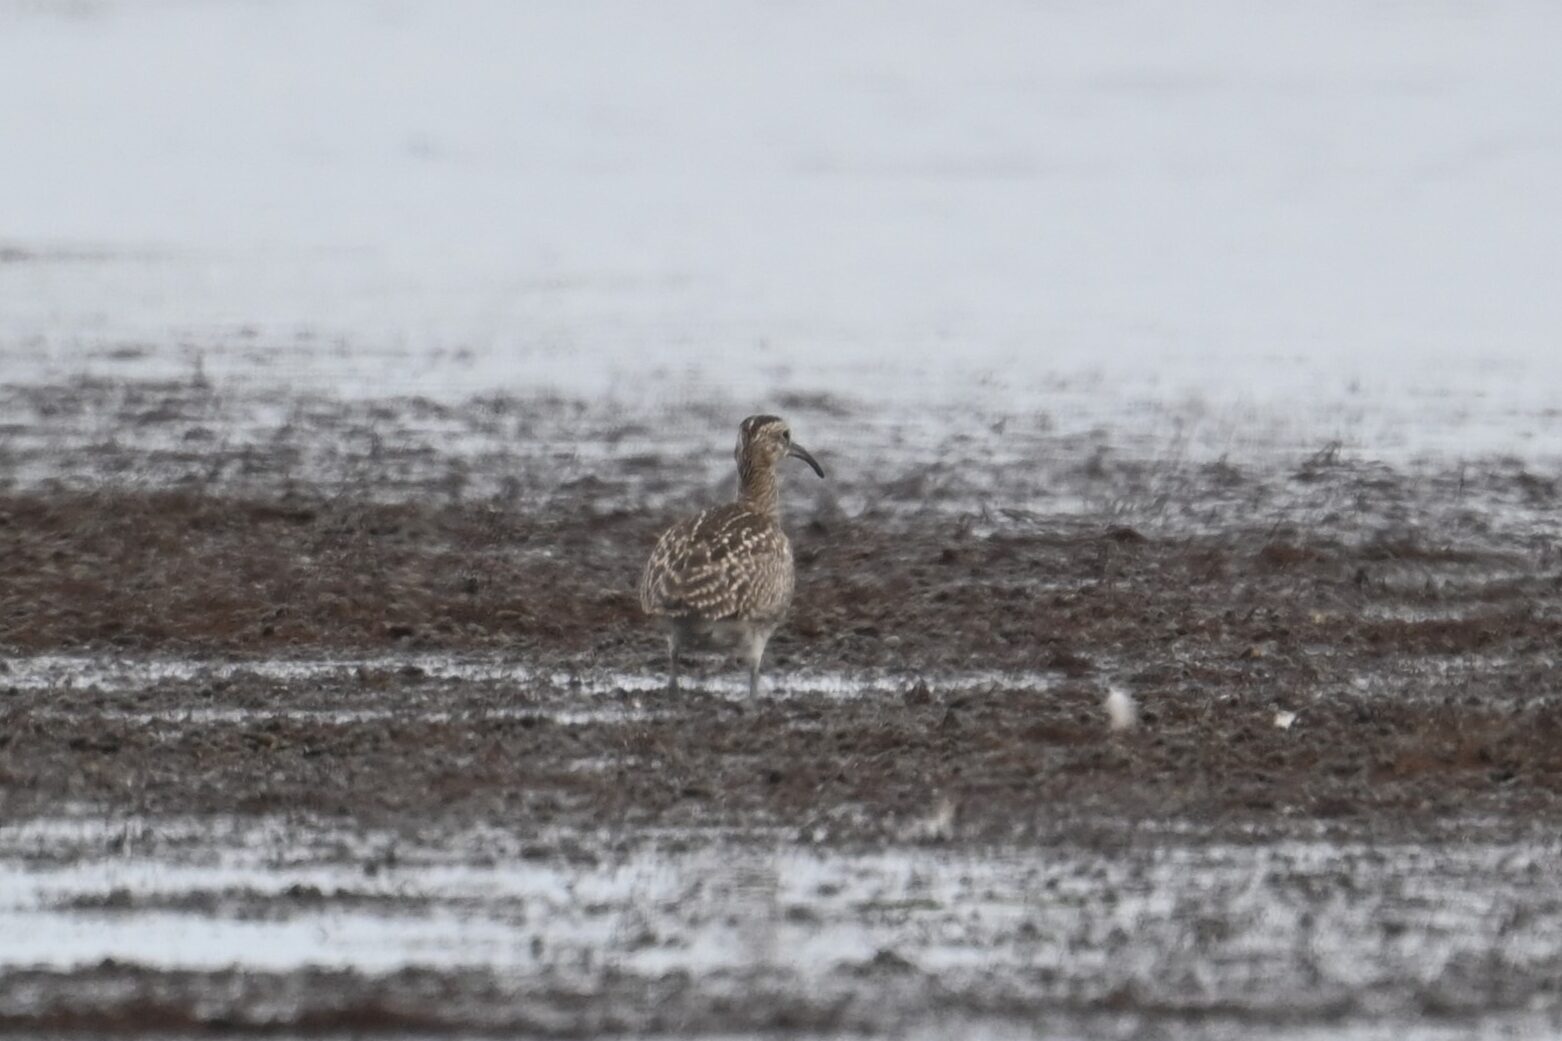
[[788, 442, 826, 478]]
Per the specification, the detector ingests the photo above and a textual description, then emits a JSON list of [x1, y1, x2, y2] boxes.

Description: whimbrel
[[639, 415, 826, 696]]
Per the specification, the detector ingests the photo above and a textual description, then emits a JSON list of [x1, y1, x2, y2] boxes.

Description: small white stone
[[1274, 710, 1297, 730], [900, 795, 957, 843], [1104, 688, 1138, 731]]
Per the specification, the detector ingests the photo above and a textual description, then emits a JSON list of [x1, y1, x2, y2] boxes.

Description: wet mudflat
[[7, 0, 1562, 1029], [4, 386, 1562, 1037]]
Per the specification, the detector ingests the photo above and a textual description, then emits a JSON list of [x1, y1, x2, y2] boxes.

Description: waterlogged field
[[5, 0, 1562, 1035], [4, 388, 1562, 1037]]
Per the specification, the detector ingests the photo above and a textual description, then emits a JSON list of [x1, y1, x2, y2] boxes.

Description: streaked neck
[[738, 460, 780, 517]]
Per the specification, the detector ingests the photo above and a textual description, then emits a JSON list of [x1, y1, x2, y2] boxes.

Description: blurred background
[[4, 0, 1560, 462]]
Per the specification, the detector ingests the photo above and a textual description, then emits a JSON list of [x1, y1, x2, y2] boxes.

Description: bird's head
[[736, 414, 825, 478]]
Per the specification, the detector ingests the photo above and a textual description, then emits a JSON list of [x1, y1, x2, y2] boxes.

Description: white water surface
[[0, 812, 1558, 1028], [0, 652, 1055, 702], [2, 1, 1561, 463]]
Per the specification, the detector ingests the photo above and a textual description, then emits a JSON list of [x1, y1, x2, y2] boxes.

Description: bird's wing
[[640, 505, 794, 621]]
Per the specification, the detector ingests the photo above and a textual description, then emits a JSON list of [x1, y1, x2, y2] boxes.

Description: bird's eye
[[782, 430, 791, 443]]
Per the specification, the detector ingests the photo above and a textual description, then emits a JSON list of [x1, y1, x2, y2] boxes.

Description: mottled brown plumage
[[640, 415, 825, 695]]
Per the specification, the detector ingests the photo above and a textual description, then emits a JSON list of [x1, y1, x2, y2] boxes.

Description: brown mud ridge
[[4, 480, 1562, 831], [4, 962, 1554, 1039]]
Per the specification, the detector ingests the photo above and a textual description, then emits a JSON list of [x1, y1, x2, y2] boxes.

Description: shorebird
[[639, 415, 826, 696]]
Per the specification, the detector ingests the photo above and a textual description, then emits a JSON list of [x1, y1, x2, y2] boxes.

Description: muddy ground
[[3, 383, 1562, 1036]]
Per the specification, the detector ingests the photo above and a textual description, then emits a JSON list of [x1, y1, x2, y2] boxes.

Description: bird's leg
[[666, 631, 682, 695], [745, 630, 768, 698]]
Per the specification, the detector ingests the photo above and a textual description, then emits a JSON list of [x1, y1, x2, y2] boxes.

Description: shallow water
[[2, 812, 1559, 1036], [0, 652, 1057, 700], [4, 1, 1562, 471]]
